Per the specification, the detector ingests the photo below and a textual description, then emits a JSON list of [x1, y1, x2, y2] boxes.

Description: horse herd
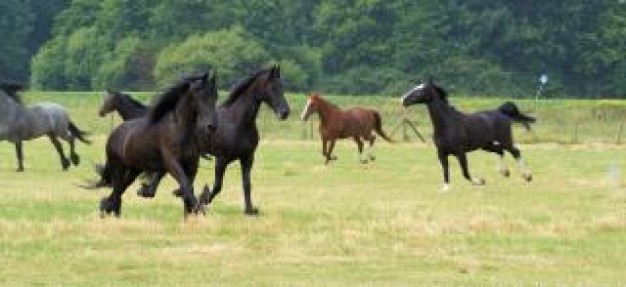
[[0, 67, 536, 219]]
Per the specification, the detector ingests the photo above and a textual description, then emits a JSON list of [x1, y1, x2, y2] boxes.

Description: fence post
[[618, 123, 624, 144], [572, 124, 578, 143]]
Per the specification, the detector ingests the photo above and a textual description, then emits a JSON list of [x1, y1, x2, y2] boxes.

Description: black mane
[[221, 67, 270, 107], [119, 93, 145, 109], [0, 82, 26, 105], [432, 84, 449, 104], [148, 76, 201, 124]]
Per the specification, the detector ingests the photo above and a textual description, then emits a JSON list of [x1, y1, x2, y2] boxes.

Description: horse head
[[189, 72, 219, 133], [301, 92, 321, 121], [99, 90, 118, 117], [401, 78, 445, 106], [258, 65, 290, 120]]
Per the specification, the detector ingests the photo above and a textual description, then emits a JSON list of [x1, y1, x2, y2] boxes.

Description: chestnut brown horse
[[301, 93, 393, 164]]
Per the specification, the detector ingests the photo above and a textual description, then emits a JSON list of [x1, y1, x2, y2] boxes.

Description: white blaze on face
[[401, 83, 425, 103], [301, 97, 312, 120]]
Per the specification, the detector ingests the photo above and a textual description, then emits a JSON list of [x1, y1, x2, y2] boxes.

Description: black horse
[[98, 90, 148, 120], [401, 79, 534, 192], [90, 73, 218, 218], [140, 65, 290, 215]]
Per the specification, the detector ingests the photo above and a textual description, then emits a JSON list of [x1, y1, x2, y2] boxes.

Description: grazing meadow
[[0, 91, 624, 285]]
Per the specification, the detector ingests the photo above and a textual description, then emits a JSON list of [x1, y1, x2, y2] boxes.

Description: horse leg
[[438, 150, 451, 192], [47, 133, 70, 171], [137, 172, 165, 198], [198, 156, 229, 209], [67, 136, 80, 166], [506, 145, 532, 182], [327, 140, 337, 162], [455, 152, 485, 186], [163, 156, 197, 218], [354, 136, 367, 164], [240, 154, 258, 215], [367, 134, 376, 161], [322, 139, 329, 164], [482, 144, 509, 177], [14, 141, 24, 172], [100, 167, 140, 218]]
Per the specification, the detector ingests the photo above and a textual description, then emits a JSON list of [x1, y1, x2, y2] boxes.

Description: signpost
[[535, 72, 548, 110]]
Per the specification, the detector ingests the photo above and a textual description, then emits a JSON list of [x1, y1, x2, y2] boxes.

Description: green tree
[[0, 0, 33, 81], [154, 27, 271, 88]]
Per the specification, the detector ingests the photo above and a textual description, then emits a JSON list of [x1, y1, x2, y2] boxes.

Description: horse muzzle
[[277, 109, 290, 120]]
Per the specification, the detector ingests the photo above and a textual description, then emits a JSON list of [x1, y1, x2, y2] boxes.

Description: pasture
[[0, 92, 625, 285]]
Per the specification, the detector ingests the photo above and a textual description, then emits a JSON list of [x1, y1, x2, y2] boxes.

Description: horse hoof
[[137, 185, 156, 198], [16, 168, 24, 172], [501, 170, 511, 177], [440, 184, 451, 193], [523, 174, 533, 182], [70, 154, 80, 165], [245, 207, 259, 216], [369, 155, 376, 161], [360, 159, 369, 164], [472, 178, 486, 186], [62, 160, 71, 171], [172, 189, 182, 197]]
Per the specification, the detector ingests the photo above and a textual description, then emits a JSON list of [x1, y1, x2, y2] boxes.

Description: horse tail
[[498, 101, 536, 131], [68, 121, 91, 144], [373, 112, 395, 143], [80, 163, 112, 189]]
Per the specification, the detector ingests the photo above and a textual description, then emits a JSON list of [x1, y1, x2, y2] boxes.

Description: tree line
[[2, 0, 625, 97]]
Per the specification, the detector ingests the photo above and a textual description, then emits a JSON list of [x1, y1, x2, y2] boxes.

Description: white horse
[[0, 83, 90, 171]]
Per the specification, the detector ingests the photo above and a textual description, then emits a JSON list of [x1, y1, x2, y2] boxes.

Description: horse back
[[461, 111, 512, 148], [344, 107, 378, 132]]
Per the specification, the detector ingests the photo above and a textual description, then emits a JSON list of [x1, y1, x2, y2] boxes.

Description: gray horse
[[0, 83, 90, 171]]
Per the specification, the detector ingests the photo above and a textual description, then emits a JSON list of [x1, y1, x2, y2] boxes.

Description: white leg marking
[[440, 183, 450, 193]]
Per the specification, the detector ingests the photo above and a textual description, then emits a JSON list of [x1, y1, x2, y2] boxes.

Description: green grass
[[0, 92, 625, 285]]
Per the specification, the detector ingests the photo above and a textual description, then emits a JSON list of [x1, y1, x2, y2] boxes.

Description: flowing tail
[[68, 121, 91, 144], [373, 112, 395, 143], [498, 101, 536, 131]]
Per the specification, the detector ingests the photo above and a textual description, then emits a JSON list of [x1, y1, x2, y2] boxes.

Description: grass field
[[0, 92, 625, 285]]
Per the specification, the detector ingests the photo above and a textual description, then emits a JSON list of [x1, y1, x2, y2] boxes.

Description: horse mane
[[222, 67, 271, 107], [148, 76, 198, 124], [312, 93, 339, 110], [432, 84, 449, 104], [119, 93, 145, 109], [0, 82, 26, 105]]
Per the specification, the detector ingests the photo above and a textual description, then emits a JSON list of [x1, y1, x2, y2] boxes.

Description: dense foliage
[[3, 0, 626, 97]]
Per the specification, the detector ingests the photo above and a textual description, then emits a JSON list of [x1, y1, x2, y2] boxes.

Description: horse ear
[[201, 72, 209, 81], [210, 72, 216, 85], [276, 65, 281, 77]]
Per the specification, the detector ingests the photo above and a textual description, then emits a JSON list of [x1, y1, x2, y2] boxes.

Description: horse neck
[[227, 88, 262, 127], [175, 95, 200, 141], [116, 96, 145, 120], [314, 99, 340, 126], [425, 98, 454, 133]]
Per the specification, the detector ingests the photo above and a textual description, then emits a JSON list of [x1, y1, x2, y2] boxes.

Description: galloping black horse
[[90, 73, 218, 218], [140, 65, 290, 215], [401, 79, 534, 192]]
